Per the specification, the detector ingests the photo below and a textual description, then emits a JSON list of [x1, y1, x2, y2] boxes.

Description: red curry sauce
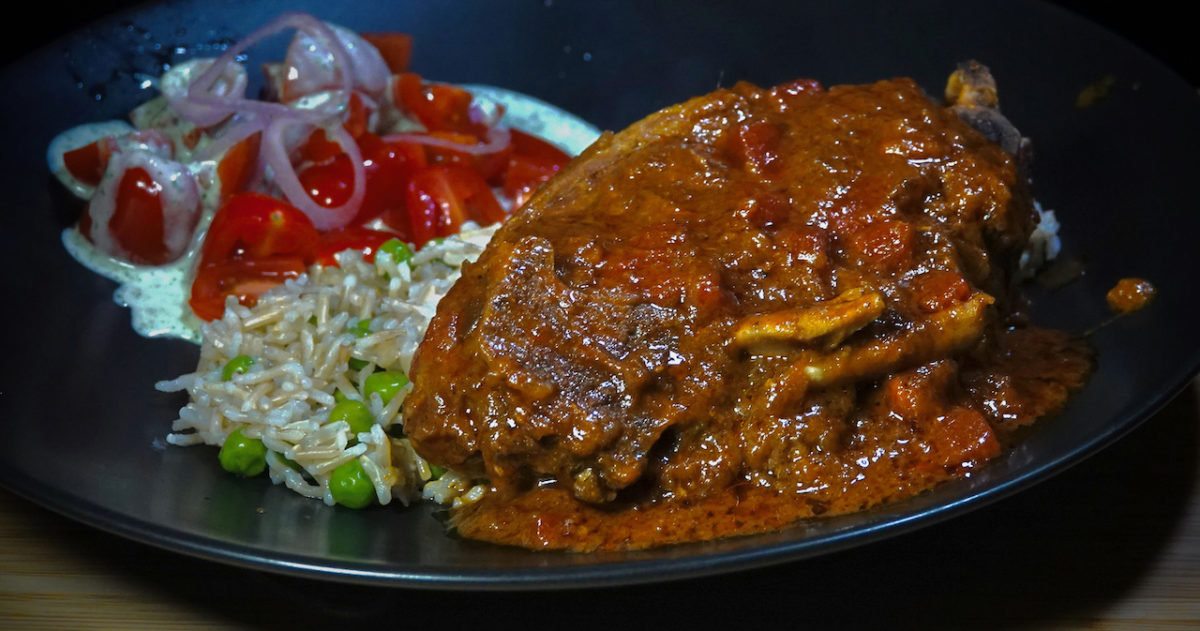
[[403, 70, 1092, 551]]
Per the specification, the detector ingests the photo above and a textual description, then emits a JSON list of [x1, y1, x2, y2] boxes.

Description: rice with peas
[[156, 224, 496, 508]]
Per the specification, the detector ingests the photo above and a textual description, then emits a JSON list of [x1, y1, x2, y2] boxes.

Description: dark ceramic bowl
[[1, 0, 1197, 589]]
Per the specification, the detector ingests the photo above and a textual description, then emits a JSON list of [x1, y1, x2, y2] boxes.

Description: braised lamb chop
[[402, 62, 1089, 550]]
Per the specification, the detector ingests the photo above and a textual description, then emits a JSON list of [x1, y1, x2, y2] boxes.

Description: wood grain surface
[[1, 378, 1197, 630]]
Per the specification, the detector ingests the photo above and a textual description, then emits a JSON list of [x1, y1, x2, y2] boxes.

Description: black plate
[[1, 0, 1197, 589]]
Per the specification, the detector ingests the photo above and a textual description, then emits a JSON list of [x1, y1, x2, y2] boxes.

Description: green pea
[[347, 357, 370, 372], [363, 371, 410, 405], [429, 464, 446, 480], [307, 315, 319, 326], [349, 319, 371, 338], [329, 459, 374, 509], [329, 399, 374, 435], [221, 355, 255, 381], [218, 428, 267, 477], [379, 238, 414, 265]]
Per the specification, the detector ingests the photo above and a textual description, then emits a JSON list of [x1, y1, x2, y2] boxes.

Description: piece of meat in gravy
[[402, 62, 1091, 551]]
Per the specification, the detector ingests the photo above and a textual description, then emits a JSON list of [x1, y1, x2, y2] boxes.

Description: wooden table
[[2, 378, 1197, 629]]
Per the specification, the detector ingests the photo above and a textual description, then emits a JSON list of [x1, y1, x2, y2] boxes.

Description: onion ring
[[262, 116, 365, 230], [382, 125, 512, 156]]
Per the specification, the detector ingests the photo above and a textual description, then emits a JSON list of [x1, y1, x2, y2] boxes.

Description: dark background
[[3, 2, 1198, 87]]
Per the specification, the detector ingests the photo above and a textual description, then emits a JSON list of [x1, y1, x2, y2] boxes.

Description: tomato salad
[[49, 12, 591, 331]]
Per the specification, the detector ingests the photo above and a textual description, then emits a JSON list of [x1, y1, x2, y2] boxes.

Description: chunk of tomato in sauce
[[729, 120, 781, 174], [920, 407, 1001, 471], [843, 220, 913, 272], [910, 269, 972, 313]]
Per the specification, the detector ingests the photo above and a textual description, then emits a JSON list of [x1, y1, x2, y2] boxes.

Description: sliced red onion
[[87, 150, 202, 264], [183, 12, 352, 127], [283, 23, 388, 101], [382, 124, 513, 156], [162, 58, 248, 128], [262, 115, 364, 230]]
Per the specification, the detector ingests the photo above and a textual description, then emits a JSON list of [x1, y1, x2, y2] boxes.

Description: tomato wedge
[[361, 33, 413, 74], [406, 164, 505, 248], [298, 153, 356, 209], [191, 193, 321, 320], [200, 193, 320, 265], [359, 132, 426, 227], [216, 132, 261, 201], [190, 256, 308, 321], [62, 140, 110, 187], [503, 129, 571, 207], [393, 72, 484, 137], [108, 166, 170, 265]]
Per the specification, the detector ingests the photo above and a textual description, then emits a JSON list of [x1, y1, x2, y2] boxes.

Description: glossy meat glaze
[[403, 67, 1091, 550]]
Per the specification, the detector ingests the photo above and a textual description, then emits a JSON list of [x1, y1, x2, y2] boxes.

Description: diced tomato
[[767, 78, 824, 112], [62, 141, 110, 187], [108, 167, 170, 265], [314, 227, 397, 266], [200, 193, 320, 266], [921, 407, 1001, 471], [845, 220, 913, 272], [502, 128, 570, 206], [730, 120, 781, 173], [406, 164, 505, 248], [393, 72, 484, 136], [360, 33, 413, 74], [910, 269, 972, 313], [190, 256, 308, 321], [216, 132, 261, 201]]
